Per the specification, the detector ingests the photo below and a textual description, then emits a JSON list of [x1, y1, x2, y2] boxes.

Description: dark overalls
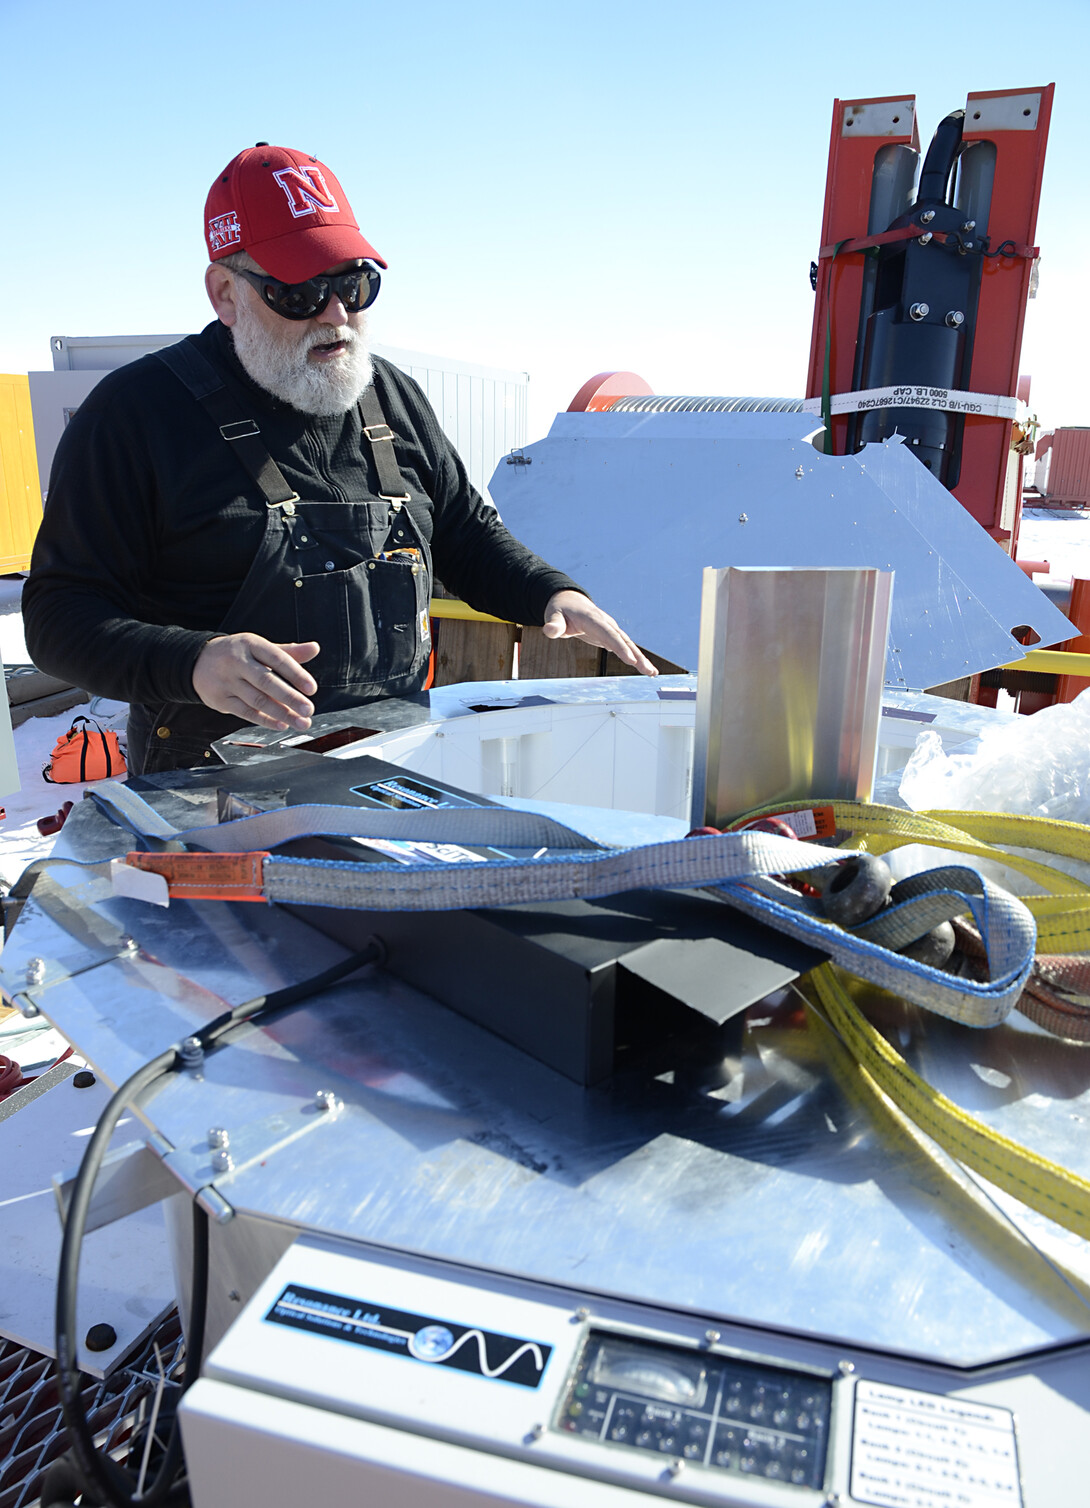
[[128, 341, 432, 775]]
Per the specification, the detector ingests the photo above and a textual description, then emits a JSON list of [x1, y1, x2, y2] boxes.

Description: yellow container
[[0, 374, 43, 573]]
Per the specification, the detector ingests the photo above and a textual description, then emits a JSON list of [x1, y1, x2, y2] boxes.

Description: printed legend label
[[851, 1381, 1021, 1508]]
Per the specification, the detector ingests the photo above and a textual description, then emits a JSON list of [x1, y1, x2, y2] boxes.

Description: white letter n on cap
[[273, 166, 340, 219]]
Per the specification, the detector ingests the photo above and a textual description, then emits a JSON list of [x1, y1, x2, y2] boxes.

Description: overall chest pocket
[[291, 504, 431, 690]]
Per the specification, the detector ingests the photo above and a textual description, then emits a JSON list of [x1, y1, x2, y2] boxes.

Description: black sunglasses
[[231, 262, 381, 320]]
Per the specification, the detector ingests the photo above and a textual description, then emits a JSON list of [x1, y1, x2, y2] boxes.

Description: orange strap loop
[[125, 851, 270, 902]]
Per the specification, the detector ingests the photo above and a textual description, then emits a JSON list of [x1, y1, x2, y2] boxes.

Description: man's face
[[227, 260, 374, 416]]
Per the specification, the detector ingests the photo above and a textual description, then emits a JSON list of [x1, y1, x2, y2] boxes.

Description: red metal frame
[[805, 87, 1053, 552], [805, 95, 919, 462], [958, 86, 1053, 542], [1056, 577, 1090, 704]]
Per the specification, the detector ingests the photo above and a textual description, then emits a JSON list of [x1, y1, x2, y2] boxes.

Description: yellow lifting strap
[[729, 799, 1090, 946], [812, 962, 1090, 1245], [731, 799, 1090, 1246]]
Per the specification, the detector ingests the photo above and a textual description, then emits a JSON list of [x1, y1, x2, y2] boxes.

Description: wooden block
[[517, 627, 604, 680], [431, 619, 517, 686], [519, 629, 688, 681]]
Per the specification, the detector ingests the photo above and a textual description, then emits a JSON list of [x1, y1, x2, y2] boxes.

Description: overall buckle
[[267, 494, 300, 516]]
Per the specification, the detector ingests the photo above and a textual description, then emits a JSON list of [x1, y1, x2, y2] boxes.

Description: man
[[24, 143, 654, 774]]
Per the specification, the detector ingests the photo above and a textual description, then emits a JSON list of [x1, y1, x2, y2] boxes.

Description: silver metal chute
[[693, 566, 892, 824]]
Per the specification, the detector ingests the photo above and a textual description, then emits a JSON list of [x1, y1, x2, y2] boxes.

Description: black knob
[[85, 1323, 117, 1352]]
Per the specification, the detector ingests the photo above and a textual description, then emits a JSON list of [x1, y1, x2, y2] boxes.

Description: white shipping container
[[31, 335, 527, 504], [371, 344, 528, 508]]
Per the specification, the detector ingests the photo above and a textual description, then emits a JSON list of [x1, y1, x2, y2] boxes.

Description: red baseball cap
[[204, 144, 387, 282]]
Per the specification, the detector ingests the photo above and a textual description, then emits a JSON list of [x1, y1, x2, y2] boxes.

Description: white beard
[[230, 287, 374, 416]]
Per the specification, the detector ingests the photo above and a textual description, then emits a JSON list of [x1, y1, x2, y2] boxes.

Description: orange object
[[125, 851, 270, 901], [43, 718, 125, 783], [37, 801, 74, 836], [1055, 577, 1090, 704], [958, 86, 1053, 546], [567, 371, 653, 412]]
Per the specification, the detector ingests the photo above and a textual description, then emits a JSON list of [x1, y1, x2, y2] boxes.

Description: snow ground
[[0, 576, 128, 892], [0, 578, 121, 1073], [1018, 505, 1090, 587]]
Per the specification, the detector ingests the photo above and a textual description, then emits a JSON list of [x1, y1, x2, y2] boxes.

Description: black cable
[[200, 938, 384, 1047], [54, 940, 381, 1507], [57, 1046, 178, 1507], [186, 1201, 209, 1393], [39, 1448, 104, 1506]]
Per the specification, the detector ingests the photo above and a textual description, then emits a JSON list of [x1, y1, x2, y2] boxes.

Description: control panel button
[[557, 1331, 831, 1492]]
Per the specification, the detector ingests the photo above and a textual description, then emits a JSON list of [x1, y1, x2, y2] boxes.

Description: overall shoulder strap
[[359, 383, 412, 504], [154, 339, 299, 511]]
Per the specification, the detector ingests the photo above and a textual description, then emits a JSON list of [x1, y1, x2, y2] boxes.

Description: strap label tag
[[803, 386, 1019, 419], [759, 806, 837, 840]]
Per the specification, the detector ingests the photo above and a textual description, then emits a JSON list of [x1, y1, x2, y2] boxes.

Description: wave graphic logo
[[409, 1324, 546, 1380]]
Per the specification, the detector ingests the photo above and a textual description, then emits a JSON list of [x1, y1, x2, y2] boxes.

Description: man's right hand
[[192, 634, 320, 731]]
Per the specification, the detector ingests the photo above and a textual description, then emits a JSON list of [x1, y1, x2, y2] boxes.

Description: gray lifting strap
[[89, 784, 601, 851], [89, 783, 1037, 1028]]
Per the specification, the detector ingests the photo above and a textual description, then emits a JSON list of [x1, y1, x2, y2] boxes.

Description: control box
[[179, 1235, 1082, 1508]]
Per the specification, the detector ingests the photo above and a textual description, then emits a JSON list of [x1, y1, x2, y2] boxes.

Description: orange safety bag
[[43, 716, 126, 784]]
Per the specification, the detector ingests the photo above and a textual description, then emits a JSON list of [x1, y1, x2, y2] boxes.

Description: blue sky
[[2, 0, 1087, 439]]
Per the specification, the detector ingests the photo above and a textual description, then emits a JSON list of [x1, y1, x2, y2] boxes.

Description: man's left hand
[[541, 591, 658, 676]]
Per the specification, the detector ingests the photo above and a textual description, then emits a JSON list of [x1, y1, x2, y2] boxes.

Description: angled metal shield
[[491, 410, 1074, 689]]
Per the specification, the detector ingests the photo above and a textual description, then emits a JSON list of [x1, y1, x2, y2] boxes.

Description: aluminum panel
[[490, 412, 1075, 688], [852, 440, 1076, 645], [7, 791, 1090, 1368], [842, 99, 916, 137], [965, 90, 1042, 132], [0, 1066, 173, 1374]]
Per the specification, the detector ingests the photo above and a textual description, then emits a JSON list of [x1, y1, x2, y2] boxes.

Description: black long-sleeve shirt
[[24, 320, 579, 705]]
